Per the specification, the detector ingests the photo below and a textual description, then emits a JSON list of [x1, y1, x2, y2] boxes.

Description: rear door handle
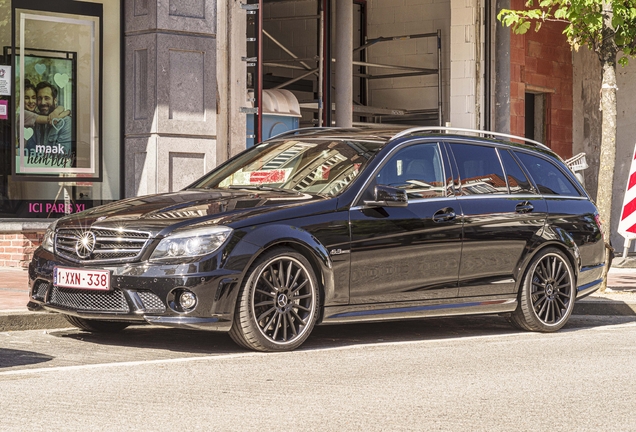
[[515, 202, 534, 213], [433, 208, 456, 223]]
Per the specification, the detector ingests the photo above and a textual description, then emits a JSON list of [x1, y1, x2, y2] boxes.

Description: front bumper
[[28, 248, 242, 332]]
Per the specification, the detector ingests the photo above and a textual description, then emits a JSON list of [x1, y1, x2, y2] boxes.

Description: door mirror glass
[[364, 185, 408, 207]]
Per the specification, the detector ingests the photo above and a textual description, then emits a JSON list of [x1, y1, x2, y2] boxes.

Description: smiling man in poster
[[26, 81, 72, 158]]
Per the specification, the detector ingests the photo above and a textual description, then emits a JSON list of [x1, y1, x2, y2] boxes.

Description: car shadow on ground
[[45, 314, 636, 355], [0, 348, 54, 368]]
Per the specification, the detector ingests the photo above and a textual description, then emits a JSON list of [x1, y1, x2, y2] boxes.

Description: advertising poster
[[16, 52, 77, 176], [0, 65, 10, 95]]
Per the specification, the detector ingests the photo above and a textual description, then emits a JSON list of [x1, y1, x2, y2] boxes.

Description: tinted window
[[450, 143, 507, 195], [373, 143, 445, 200], [515, 151, 582, 196], [499, 149, 535, 194]]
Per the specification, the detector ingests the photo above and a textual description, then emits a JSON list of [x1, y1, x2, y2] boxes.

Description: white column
[[450, 0, 481, 129], [335, 0, 353, 127]]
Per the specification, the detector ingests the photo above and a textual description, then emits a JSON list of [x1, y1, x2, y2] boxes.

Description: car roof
[[269, 126, 556, 157]]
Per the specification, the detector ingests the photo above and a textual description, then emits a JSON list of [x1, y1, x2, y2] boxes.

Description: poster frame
[[10, 0, 103, 183]]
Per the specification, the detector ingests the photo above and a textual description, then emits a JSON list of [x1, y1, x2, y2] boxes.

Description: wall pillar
[[335, 0, 353, 127], [494, 0, 510, 133], [124, 0, 218, 196]]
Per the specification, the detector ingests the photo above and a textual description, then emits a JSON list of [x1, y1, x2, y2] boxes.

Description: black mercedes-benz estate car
[[28, 127, 606, 351]]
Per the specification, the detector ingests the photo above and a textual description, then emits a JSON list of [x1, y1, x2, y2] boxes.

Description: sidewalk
[[1, 267, 635, 331]]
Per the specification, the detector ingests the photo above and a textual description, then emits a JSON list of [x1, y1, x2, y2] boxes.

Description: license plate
[[54, 267, 111, 291]]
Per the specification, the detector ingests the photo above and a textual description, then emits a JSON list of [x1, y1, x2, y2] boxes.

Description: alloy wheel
[[530, 253, 573, 326], [251, 256, 316, 345]]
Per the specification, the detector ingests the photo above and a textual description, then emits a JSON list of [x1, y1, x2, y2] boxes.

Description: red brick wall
[[510, 0, 573, 158], [0, 232, 45, 269]]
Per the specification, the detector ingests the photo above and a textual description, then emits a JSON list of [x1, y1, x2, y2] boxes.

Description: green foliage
[[497, 0, 636, 63]]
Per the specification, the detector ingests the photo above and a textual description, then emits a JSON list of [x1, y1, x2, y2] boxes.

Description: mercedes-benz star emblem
[[277, 294, 288, 308], [75, 231, 96, 259]]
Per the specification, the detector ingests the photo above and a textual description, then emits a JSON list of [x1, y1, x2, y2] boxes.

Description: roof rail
[[268, 127, 355, 141], [390, 126, 551, 151]]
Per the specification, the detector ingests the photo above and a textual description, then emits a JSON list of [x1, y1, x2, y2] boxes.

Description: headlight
[[150, 226, 233, 261], [41, 220, 59, 253]]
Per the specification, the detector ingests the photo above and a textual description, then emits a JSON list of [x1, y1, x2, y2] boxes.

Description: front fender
[[218, 224, 337, 323]]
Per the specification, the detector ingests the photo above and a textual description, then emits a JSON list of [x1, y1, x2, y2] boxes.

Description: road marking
[[0, 352, 268, 377], [1, 320, 634, 377], [0, 331, 539, 377]]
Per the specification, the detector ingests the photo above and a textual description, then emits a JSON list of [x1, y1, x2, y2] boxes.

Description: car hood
[[56, 189, 329, 236]]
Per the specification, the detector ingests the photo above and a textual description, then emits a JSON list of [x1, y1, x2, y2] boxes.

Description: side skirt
[[321, 296, 518, 325]]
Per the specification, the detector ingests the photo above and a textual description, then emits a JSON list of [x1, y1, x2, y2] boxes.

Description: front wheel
[[510, 248, 576, 332], [229, 248, 320, 352]]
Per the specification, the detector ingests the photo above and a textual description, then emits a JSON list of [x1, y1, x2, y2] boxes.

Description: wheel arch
[[514, 239, 580, 295], [231, 224, 335, 322]]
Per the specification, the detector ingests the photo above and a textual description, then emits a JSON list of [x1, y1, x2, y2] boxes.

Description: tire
[[510, 248, 576, 332], [65, 315, 131, 333], [229, 247, 320, 352]]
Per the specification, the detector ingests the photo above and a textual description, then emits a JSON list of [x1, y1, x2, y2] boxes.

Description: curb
[[572, 301, 636, 317], [0, 300, 635, 333], [0, 311, 70, 332]]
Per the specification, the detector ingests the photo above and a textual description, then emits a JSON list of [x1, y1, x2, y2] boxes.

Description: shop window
[[0, 0, 120, 219]]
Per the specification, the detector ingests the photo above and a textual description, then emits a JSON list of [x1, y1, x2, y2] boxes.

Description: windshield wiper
[[226, 185, 301, 195]]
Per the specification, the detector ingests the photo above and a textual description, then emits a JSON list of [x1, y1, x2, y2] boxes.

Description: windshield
[[191, 138, 384, 196]]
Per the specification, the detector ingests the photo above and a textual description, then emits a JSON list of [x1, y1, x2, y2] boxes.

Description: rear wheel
[[510, 248, 575, 332], [229, 248, 319, 352], [65, 315, 130, 333]]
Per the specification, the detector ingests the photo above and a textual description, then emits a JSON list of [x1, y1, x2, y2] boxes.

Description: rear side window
[[514, 151, 582, 196], [450, 143, 507, 195], [499, 150, 536, 194]]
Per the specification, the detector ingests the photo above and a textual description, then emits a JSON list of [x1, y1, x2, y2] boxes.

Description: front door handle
[[515, 201, 534, 213], [433, 208, 456, 223]]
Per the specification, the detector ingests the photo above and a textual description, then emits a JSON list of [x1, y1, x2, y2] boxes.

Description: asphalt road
[[1, 315, 635, 431]]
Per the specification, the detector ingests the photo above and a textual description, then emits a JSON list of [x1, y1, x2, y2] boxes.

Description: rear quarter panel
[[543, 197, 605, 290]]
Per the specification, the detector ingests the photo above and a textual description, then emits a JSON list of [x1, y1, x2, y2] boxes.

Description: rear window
[[499, 150, 536, 194], [450, 143, 507, 195], [514, 152, 582, 197]]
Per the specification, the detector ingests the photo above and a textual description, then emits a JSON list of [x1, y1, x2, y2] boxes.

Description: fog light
[[179, 291, 197, 310]]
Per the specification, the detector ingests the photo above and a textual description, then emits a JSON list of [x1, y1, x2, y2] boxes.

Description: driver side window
[[372, 143, 445, 200]]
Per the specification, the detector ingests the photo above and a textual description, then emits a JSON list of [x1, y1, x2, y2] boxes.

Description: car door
[[348, 141, 462, 304], [447, 142, 548, 297]]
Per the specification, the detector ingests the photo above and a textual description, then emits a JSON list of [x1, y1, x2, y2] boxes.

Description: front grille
[[55, 227, 151, 264], [50, 286, 130, 313], [32, 280, 50, 300], [137, 291, 166, 313]]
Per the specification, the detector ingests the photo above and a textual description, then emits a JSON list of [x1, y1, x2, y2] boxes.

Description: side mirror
[[363, 185, 408, 208]]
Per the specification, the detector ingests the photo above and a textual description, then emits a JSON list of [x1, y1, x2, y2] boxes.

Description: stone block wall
[[450, 0, 478, 128], [124, 0, 219, 197], [367, 0, 451, 123]]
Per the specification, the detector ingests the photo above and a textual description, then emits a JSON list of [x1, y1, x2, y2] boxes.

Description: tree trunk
[[596, 58, 617, 292]]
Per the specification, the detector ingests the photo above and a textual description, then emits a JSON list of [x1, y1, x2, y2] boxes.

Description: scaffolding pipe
[[318, 9, 324, 126], [263, 29, 315, 72], [257, 0, 263, 143], [273, 68, 319, 90], [437, 29, 443, 126], [263, 62, 313, 70], [352, 60, 436, 73], [264, 14, 320, 22], [335, 0, 353, 127], [353, 32, 439, 53]]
